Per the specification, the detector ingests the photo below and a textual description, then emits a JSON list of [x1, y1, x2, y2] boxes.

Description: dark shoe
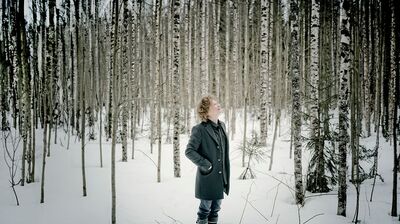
[[196, 218, 208, 224], [208, 217, 218, 224]]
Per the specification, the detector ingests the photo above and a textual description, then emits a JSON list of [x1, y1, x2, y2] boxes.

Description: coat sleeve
[[185, 125, 212, 170]]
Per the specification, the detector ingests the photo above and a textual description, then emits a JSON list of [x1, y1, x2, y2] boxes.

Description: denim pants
[[196, 199, 222, 224]]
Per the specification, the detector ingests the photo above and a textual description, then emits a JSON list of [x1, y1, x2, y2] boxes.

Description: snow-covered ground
[[0, 113, 399, 224]]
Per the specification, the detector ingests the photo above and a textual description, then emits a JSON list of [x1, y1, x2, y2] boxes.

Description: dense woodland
[[0, 0, 399, 223]]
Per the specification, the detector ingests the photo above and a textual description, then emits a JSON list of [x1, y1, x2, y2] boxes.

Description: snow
[[1, 113, 399, 224]]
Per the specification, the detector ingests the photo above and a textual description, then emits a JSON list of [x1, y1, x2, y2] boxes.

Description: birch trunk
[[173, 0, 181, 178], [290, 0, 304, 205], [363, 0, 371, 137], [121, 0, 129, 162], [259, 0, 269, 146], [337, 0, 351, 216], [39, 0, 47, 203], [224, 0, 230, 118], [214, 0, 220, 100], [200, 0, 207, 95], [185, 0, 192, 133], [111, 0, 119, 222], [231, 0, 239, 140], [390, 0, 398, 216], [131, 0, 139, 160], [155, 0, 162, 182], [17, 0, 30, 187]]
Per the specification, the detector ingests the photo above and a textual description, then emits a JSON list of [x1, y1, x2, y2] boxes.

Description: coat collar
[[203, 120, 227, 145], [205, 122, 219, 145]]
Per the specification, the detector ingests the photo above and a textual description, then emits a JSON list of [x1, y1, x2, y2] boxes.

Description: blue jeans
[[197, 199, 222, 223]]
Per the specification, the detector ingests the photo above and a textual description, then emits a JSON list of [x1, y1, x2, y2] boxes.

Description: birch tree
[[110, 0, 119, 222], [363, 0, 371, 137], [224, 0, 230, 117], [337, 0, 351, 216], [184, 0, 192, 133], [382, 0, 391, 137], [213, 0, 220, 100], [0, 0, 10, 132], [172, 0, 181, 178], [200, 0, 207, 95], [130, 0, 138, 160], [155, 0, 162, 182], [39, 0, 48, 204], [310, 0, 321, 164], [390, 0, 398, 217], [259, 0, 269, 146], [16, 0, 30, 187], [121, 0, 129, 162], [290, 0, 304, 205], [306, 0, 323, 193]]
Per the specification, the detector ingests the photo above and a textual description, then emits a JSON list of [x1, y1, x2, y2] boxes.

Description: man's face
[[208, 99, 221, 118]]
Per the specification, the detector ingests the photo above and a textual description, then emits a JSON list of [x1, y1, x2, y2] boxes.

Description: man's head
[[197, 95, 221, 122]]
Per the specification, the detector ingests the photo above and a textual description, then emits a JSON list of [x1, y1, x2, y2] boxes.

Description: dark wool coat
[[185, 120, 230, 200]]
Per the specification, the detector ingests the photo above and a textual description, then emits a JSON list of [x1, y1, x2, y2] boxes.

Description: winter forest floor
[[0, 114, 399, 224]]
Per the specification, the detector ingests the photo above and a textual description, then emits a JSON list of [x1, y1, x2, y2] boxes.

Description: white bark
[[173, 0, 181, 178], [121, 0, 129, 162], [259, 0, 269, 146], [214, 0, 220, 99], [310, 0, 320, 147], [337, 0, 351, 217], [290, 0, 304, 205], [200, 0, 208, 96]]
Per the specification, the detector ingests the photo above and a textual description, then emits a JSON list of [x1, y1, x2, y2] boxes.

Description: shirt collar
[[208, 119, 220, 128]]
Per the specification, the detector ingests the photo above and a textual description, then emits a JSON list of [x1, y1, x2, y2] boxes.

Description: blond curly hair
[[197, 95, 217, 122]]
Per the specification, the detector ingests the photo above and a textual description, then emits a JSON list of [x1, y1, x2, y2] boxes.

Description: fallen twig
[[302, 213, 323, 224], [254, 168, 296, 192], [240, 195, 269, 222], [163, 211, 183, 224], [136, 149, 158, 168], [271, 183, 281, 217], [239, 181, 255, 224]]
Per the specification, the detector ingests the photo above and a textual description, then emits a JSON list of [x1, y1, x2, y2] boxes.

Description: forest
[[0, 0, 399, 223]]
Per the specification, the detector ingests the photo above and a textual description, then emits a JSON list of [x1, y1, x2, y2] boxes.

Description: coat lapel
[[221, 122, 229, 149], [205, 123, 219, 145], [220, 122, 227, 137]]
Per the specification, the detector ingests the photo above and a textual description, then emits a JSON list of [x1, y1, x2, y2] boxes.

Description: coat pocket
[[199, 163, 213, 176]]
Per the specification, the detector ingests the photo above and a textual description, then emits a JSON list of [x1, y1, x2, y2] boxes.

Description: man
[[185, 95, 230, 224]]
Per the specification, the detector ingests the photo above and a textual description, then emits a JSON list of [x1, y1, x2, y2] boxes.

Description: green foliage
[[305, 136, 337, 193], [305, 121, 339, 192], [240, 131, 266, 162], [238, 131, 266, 180]]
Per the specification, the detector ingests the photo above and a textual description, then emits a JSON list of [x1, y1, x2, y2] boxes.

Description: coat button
[[219, 171, 222, 174], [217, 146, 219, 149], [218, 159, 221, 162]]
